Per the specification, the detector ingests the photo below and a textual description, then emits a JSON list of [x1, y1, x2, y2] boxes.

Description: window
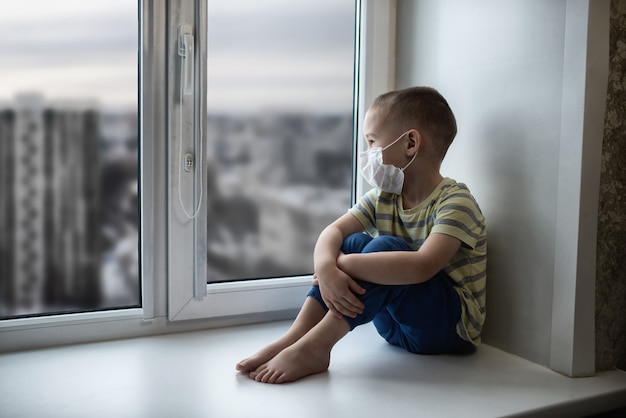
[[0, 1, 140, 319], [204, 1, 356, 283], [167, 0, 369, 320], [0, 0, 396, 349]]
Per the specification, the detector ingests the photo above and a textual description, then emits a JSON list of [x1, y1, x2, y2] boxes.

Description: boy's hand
[[313, 268, 366, 319]]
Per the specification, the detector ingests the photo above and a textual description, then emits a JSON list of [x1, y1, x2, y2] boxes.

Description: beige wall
[[396, 0, 610, 375], [396, 0, 568, 367]]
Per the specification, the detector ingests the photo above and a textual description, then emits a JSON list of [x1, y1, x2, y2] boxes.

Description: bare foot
[[248, 341, 330, 384], [236, 341, 288, 373], [237, 298, 329, 373]]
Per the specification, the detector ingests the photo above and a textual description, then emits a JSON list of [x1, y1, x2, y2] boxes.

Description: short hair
[[370, 87, 457, 159]]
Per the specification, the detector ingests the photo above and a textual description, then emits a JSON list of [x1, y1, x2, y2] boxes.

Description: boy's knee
[[362, 236, 413, 253], [341, 233, 373, 254], [306, 286, 329, 312]]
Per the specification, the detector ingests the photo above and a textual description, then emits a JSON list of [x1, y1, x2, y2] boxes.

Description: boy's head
[[369, 87, 457, 160]]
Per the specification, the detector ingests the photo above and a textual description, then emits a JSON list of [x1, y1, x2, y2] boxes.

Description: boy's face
[[363, 108, 407, 167]]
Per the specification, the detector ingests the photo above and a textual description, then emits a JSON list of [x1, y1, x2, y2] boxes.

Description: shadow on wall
[[477, 111, 555, 365]]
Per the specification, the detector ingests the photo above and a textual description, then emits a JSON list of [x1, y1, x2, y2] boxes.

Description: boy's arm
[[313, 213, 367, 319], [336, 232, 462, 285]]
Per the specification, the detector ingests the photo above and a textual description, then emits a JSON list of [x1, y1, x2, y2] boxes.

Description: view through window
[[205, 1, 357, 282], [0, 1, 139, 318]]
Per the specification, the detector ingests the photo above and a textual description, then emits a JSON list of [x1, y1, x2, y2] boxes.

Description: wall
[[596, 0, 626, 372], [395, 0, 590, 367]]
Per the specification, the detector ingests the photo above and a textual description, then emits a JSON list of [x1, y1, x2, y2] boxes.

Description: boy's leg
[[372, 271, 473, 354], [339, 234, 472, 354], [338, 235, 418, 330], [244, 234, 376, 383], [249, 310, 350, 384], [341, 232, 374, 253], [245, 234, 419, 383], [236, 296, 327, 372]]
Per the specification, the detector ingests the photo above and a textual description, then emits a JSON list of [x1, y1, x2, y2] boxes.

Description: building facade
[[0, 95, 101, 316]]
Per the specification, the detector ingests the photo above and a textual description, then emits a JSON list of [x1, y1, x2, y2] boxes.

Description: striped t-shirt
[[348, 177, 487, 345]]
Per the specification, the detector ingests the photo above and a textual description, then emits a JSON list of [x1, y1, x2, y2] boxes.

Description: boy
[[236, 87, 487, 384]]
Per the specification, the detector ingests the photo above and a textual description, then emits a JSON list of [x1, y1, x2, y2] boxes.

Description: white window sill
[[1, 320, 625, 418]]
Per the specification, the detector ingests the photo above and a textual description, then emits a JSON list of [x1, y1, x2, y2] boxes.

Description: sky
[[0, 0, 355, 113]]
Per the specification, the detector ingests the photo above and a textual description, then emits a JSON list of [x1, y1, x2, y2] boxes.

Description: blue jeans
[[307, 233, 472, 354]]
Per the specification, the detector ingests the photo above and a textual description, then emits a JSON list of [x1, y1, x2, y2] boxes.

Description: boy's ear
[[407, 129, 421, 154]]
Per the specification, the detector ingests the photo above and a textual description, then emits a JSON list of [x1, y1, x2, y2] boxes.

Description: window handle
[[178, 25, 194, 96]]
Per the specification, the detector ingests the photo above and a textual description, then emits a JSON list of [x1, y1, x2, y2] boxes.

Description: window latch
[[177, 25, 194, 96]]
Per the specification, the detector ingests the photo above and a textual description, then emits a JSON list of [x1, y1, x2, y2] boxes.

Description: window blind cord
[[177, 39, 203, 220]]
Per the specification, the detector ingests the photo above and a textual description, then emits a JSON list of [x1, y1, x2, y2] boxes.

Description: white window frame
[[166, 0, 398, 321], [0, 0, 173, 352]]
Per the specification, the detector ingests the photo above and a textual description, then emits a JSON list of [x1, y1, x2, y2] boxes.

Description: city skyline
[[0, 98, 353, 315]]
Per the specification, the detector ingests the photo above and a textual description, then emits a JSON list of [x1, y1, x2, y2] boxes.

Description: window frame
[[167, 0, 398, 321], [0, 0, 162, 351]]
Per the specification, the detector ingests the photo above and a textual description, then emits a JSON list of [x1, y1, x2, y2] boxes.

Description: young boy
[[236, 87, 487, 384]]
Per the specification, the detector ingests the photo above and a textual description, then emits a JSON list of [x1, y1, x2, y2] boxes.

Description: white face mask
[[359, 131, 417, 195]]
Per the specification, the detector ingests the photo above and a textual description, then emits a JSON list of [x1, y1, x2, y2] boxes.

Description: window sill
[[1, 320, 625, 417], [0, 307, 296, 353]]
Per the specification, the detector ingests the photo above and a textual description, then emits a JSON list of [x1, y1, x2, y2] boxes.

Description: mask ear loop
[[382, 130, 417, 171], [401, 148, 418, 171], [381, 130, 410, 151]]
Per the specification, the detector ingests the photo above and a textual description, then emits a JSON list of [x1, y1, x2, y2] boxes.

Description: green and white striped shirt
[[349, 177, 487, 345]]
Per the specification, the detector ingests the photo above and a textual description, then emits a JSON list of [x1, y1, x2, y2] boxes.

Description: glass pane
[[0, 1, 139, 318], [206, 1, 356, 282]]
